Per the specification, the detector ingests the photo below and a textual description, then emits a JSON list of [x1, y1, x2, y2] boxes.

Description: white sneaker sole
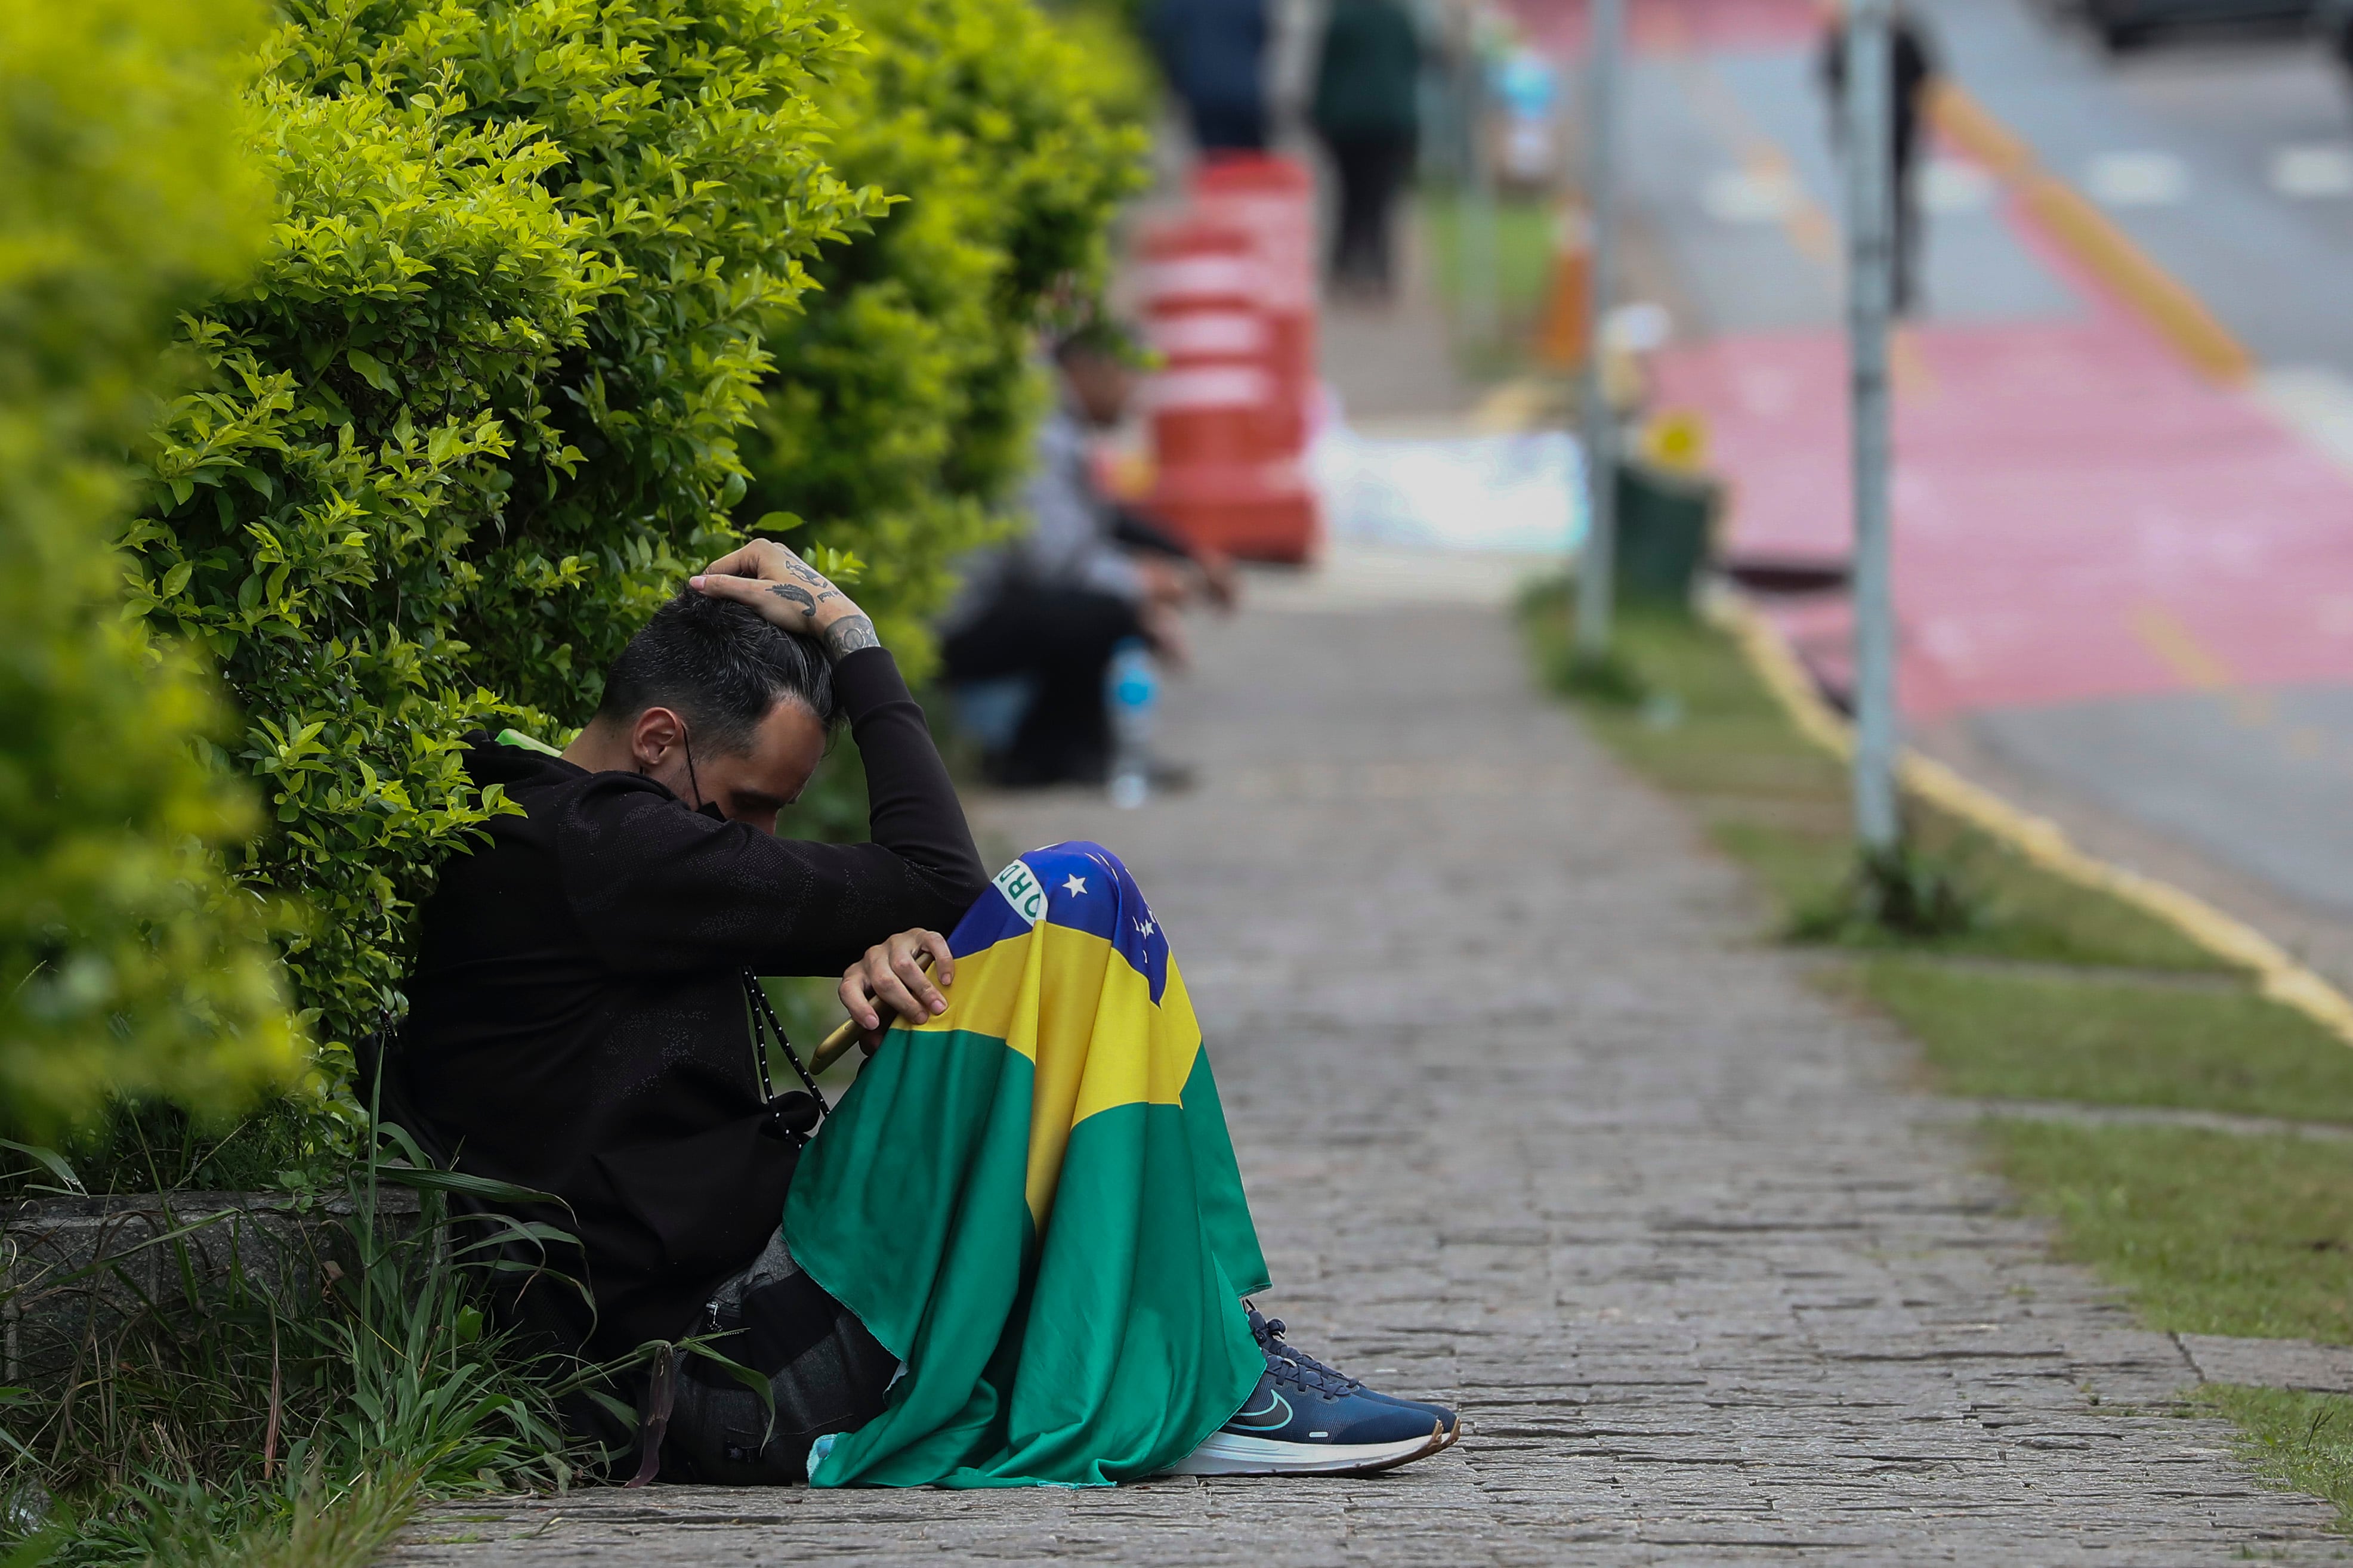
[[1165, 1419, 1450, 1477]]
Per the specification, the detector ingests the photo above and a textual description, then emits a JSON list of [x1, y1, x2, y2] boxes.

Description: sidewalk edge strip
[[1708, 593, 2353, 1046], [1928, 83, 2253, 386]]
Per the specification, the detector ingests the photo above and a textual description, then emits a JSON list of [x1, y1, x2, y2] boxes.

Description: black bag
[[631, 975, 895, 1484], [654, 1225, 898, 1484], [366, 979, 895, 1485]]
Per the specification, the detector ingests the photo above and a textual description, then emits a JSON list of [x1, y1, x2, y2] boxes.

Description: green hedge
[[47, 0, 1151, 1142], [0, 0, 302, 1136], [125, 0, 885, 1077], [742, 0, 1152, 681]]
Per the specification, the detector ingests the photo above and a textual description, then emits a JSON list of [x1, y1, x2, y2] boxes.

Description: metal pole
[[1461, 42, 1499, 346], [1843, 0, 1900, 853], [1574, 0, 1624, 659]]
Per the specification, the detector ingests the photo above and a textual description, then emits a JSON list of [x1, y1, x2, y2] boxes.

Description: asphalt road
[[1614, 0, 2353, 938], [1943, 2, 2353, 377]]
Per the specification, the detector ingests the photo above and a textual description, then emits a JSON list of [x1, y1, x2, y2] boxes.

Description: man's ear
[[629, 706, 687, 770]]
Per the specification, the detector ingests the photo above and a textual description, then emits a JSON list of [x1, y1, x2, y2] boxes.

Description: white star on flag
[[1063, 874, 1088, 896], [1135, 918, 1155, 938]]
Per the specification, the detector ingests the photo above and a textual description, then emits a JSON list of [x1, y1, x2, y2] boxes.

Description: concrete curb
[[1927, 82, 2253, 386], [1710, 590, 2353, 1048]]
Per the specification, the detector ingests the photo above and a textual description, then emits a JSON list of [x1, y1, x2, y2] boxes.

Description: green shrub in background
[[0, 0, 1160, 1549], [125, 0, 885, 1077], [60, 0, 1147, 1149], [742, 0, 1153, 682], [0, 0, 304, 1136]]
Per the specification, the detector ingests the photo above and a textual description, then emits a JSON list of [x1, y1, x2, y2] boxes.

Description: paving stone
[[390, 595, 2343, 1563], [2182, 1334, 2353, 1396]]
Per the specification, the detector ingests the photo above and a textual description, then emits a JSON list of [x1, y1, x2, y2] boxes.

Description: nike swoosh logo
[[1227, 1388, 1293, 1433]]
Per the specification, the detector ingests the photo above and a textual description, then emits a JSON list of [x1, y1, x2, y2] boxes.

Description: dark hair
[[1051, 315, 1148, 369], [595, 592, 837, 755]]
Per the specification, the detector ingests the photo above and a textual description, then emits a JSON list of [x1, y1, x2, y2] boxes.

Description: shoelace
[[1247, 1304, 1360, 1395]]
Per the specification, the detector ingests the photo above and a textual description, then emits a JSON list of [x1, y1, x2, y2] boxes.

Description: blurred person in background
[[1148, 0, 1270, 154], [1818, 1, 1939, 316], [1314, 0, 1423, 302], [2327, 0, 2353, 95], [940, 322, 1236, 789]]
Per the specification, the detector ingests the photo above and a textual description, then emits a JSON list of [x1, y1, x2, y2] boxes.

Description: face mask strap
[[680, 722, 705, 812], [636, 717, 708, 812]]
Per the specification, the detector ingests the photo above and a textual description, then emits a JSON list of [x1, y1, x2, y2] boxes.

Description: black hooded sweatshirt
[[392, 647, 989, 1357]]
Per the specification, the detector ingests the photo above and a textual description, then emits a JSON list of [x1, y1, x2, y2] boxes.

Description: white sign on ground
[[1307, 423, 1586, 556]]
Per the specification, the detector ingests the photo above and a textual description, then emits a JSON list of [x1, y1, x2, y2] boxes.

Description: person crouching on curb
[[387, 541, 1457, 1485], [939, 322, 1235, 790]]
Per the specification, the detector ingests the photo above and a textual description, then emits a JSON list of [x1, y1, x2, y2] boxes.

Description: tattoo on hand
[[822, 614, 880, 661], [767, 583, 819, 620]]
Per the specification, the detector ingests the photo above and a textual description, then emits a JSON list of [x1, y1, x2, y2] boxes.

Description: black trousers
[[1893, 144, 1922, 317], [1189, 97, 1268, 153], [1322, 131, 1416, 291], [941, 587, 1144, 788]]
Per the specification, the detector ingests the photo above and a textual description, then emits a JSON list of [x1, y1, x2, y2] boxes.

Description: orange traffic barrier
[[1536, 201, 1592, 372], [1138, 215, 1271, 473], [1193, 154, 1318, 452], [1136, 156, 1323, 564]]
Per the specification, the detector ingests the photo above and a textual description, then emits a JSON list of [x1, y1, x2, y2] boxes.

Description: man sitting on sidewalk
[[940, 323, 1234, 788], [391, 541, 1455, 1483]]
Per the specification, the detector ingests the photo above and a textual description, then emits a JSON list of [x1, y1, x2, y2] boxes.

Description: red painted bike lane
[[1505, 0, 1822, 57], [1651, 184, 2353, 723]]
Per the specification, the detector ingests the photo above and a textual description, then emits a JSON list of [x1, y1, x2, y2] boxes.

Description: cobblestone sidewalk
[[391, 586, 2338, 1563]]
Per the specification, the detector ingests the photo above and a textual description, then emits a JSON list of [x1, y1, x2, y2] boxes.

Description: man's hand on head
[[690, 539, 881, 663], [841, 929, 955, 1051]]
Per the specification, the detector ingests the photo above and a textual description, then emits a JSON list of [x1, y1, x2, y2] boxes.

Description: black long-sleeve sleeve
[[1110, 505, 1201, 563], [397, 648, 990, 1356], [836, 647, 990, 919], [560, 648, 988, 978]]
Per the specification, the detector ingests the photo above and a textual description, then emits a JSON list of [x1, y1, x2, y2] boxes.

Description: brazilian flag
[[783, 841, 1271, 1486]]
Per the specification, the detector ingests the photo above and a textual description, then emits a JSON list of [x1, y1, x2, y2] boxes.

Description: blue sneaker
[[1168, 1306, 1460, 1476]]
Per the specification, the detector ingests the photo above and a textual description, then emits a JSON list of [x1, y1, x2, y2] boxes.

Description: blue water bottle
[[1106, 639, 1157, 809]]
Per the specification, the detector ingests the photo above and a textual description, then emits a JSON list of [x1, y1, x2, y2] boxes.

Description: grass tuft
[[1990, 1120, 2353, 1344], [1519, 579, 2230, 972], [2, 1123, 601, 1566], [1419, 191, 1563, 380], [98, 1466, 422, 1568], [1792, 844, 1983, 944], [2198, 1385, 2353, 1532], [1859, 958, 2353, 1123], [1555, 645, 1648, 707]]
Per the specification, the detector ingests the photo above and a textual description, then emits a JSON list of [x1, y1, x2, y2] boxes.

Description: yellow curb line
[[1706, 592, 2353, 1044], [1928, 83, 2253, 386]]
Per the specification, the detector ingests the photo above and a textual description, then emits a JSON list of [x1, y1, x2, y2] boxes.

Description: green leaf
[[0, 1140, 85, 1195], [681, 1336, 780, 1446], [372, 1164, 563, 1207], [0, 1527, 64, 1568], [345, 348, 396, 394]]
